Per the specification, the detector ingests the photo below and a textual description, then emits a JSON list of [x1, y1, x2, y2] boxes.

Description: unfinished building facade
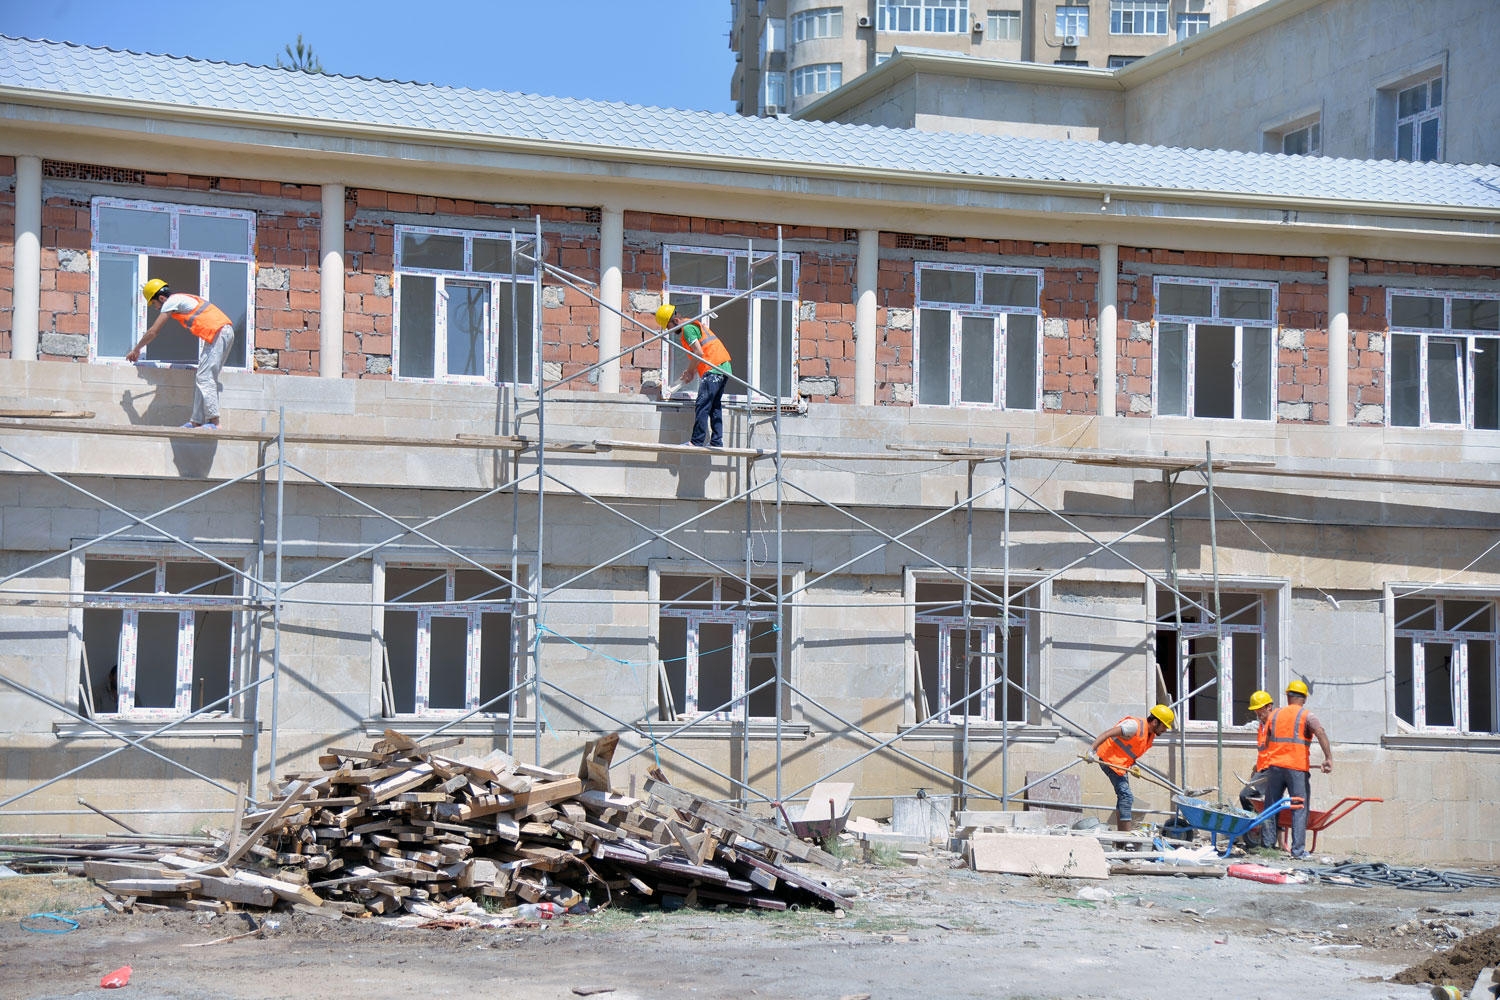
[[1, 36, 1497, 861]]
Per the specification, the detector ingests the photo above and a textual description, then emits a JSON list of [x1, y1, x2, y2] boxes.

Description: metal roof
[[4, 34, 1500, 212]]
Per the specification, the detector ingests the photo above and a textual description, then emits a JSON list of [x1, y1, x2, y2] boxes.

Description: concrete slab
[[892, 794, 951, 843], [969, 831, 1110, 880]]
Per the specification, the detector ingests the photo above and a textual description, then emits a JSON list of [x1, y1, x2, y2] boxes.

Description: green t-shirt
[[684, 322, 732, 376]]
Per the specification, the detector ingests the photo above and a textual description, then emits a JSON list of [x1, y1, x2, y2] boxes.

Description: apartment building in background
[[729, 0, 1269, 116]]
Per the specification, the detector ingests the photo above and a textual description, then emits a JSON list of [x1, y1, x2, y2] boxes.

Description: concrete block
[[892, 794, 950, 843], [957, 810, 1048, 831], [969, 831, 1109, 880]]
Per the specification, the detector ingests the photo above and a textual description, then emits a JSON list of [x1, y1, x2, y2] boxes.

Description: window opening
[[1386, 290, 1500, 429], [1153, 276, 1277, 420], [1395, 76, 1442, 162], [914, 582, 1029, 724], [657, 575, 788, 721], [381, 566, 517, 717], [915, 263, 1042, 410], [91, 198, 254, 368], [1110, 0, 1168, 35], [1393, 595, 1498, 734], [1155, 589, 1266, 727], [879, 0, 970, 32]]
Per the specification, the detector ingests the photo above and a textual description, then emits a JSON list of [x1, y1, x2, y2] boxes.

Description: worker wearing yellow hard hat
[[656, 302, 732, 448], [1089, 704, 1174, 832], [1236, 689, 1279, 848], [127, 279, 237, 430], [1259, 678, 1333, 859]]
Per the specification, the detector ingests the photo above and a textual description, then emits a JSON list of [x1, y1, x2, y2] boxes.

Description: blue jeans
[[1261, 765, 1310, 855], [1099, 763, 1134, 824], [692, 371, 728, 447]]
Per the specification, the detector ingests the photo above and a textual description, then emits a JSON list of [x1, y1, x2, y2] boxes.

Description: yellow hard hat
[[1247, 690, 1273, 712], [142, 278, 170, 302], [655, 303, 676, 328], [1286, 679, 1310, 697], [1148, 704, 1176, 729]]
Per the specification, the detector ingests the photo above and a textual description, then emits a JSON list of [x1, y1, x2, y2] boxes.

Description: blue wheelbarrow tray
[[1173, 794, 1302, 857]]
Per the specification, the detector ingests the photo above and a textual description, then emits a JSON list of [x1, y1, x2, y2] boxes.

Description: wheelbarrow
[[1249, 795, 1384, 854], [1173, 794, 1303, 857], [785, 781, 853, 847]]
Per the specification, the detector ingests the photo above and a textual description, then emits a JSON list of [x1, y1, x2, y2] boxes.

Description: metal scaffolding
[[0, 222, 1273, 831]]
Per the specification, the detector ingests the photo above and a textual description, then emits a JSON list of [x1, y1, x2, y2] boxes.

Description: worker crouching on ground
[[1090, 704, 1175, 832], [657, 303, 732, 449], [1237, 689, 1277, 848], [1260, 679, 1333, 859], [126, 279, 236, 430]]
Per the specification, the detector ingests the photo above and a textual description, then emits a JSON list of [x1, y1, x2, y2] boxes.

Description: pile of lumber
[[51, 731, 845, 919]]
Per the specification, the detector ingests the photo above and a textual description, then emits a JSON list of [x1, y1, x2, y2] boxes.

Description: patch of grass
[[0, 874, 102, 920], [864, 843, 906, 867]]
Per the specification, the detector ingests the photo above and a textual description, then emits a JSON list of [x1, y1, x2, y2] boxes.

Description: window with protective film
[[1155, 588, 1268, 727], [394, 225, 536, 384], [1153, 277, 1277, 420], [379, 565, 519, 717], [662, 245, 797, 403], [657, 574, 790, 721], [1392, 594, 1498, 734], [78, 556, 242, 720], [1386, 290, 1500, 429], [90, 198, 254, 367], [914, 581, 1031, 725], [915, 262, 1041, 410]]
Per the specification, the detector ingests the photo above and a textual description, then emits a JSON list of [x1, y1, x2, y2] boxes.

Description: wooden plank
[[221, 781, 314, 869], [190, 873, 277, 907], [100, 877, 201, 896], [645, 781, 842, 870], [511, 777, 583, 811], [231, 869, 325, 905], [1109, 861, 1226, 878]]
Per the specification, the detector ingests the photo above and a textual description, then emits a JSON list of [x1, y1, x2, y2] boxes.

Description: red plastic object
[[101, 965, 132, 988], [1228, 863, 1298, 884]]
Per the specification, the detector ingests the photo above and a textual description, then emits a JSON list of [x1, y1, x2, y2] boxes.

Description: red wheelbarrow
[[1248, 796, 1384, 853]]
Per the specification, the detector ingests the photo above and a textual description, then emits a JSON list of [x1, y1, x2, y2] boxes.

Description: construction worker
[[126, 279, 236, 430], [1090, 704, 1175, 832], [657, 303, 732, 449], [1236, 689, 1277, 848], [1259, 679, 1333, 859]]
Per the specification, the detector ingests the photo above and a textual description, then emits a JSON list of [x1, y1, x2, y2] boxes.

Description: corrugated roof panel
[[3, 35, 1499, 211]]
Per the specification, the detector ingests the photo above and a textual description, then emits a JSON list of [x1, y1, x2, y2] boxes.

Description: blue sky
[[1, 0, 740, 112]]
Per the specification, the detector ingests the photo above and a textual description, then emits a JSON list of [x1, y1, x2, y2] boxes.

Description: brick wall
[[36, 194, 91, 362]]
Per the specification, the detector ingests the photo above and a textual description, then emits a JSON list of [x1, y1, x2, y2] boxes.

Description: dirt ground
[[3, 855, 1499, 1000]]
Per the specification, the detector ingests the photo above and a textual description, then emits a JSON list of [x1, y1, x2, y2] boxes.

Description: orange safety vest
[[1261, 704, 1311, 772], [1097, 716, 1156, 777], [1253, 715, 1273, 772], [168, 294, 232, 343], [680, 321, 731, 378]]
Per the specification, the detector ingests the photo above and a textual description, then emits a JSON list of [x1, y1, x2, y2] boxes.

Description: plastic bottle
[[516, 901, 560, 920]]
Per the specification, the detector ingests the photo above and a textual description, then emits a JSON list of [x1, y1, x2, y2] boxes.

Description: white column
[[854, 228, 878, 405], [319, 183, 345, 378], [1327, 255, 1349, 427], [598, 205, 623, 394], [1097, 242, 1118, 417], [11, 155, 42, 361]]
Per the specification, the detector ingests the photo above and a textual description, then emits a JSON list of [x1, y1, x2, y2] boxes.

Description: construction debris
[[2, 731, 845, 920], [967, 831, 1110, 880]]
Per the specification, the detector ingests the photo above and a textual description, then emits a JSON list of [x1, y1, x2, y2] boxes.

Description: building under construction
[[0, 35, 1497, 861]]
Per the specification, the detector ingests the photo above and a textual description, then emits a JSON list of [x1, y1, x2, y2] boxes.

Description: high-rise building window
[[878, 0, 970, 33], [1110, 0, 1168, 35], [986, 9, 1021, 40], [761, 71, 786, 114], [1176, 12, 1210, 39], [791, 7, 844, 42], [791, 61, 843, 97], [1055, 5, 1089, 38]]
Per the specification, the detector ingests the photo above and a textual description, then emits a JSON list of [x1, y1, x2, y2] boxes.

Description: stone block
[[957, 810, 1048, 831], [892, 794, 950, 843], [969, 831, 1109, 879]]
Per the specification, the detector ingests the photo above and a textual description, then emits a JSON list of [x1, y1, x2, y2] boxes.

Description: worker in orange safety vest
[[127, 278, 237, 430], [1089, 704, 1175, 832], [1259, 679, 1333, 859], [1236, 689, 1278, 848], [657, 303, 733, 448]]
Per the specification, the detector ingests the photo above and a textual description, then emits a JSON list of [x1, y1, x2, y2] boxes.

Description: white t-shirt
[[1119, 717, 1140, 738]]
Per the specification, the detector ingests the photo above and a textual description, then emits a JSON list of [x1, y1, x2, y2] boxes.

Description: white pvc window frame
[[878, 0, 970, 33], [1175, 12, 1209, 39], [1384, 288, 1500, 430], [1394, 76, 1443, 163], [1156, 588, 1268, 729], [392, 223, 539, 386], [913, 589, 1031, 726], [72, 553, 246, 722], [89, 196, 256, 367], [1388, 587, 1500, 736], [1151, 275, 1278, 421], [656, 573, 788, 722], [1110, 0, 1168, 35], [987, 9, 1022, 40], [1055, 4, 1090, 37], [662, 244, 799, 406], [791, 62, 844, 97], [913, 261, 1043, 411], [791, 6, 844, 41], [374, 561, 521, 719]]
